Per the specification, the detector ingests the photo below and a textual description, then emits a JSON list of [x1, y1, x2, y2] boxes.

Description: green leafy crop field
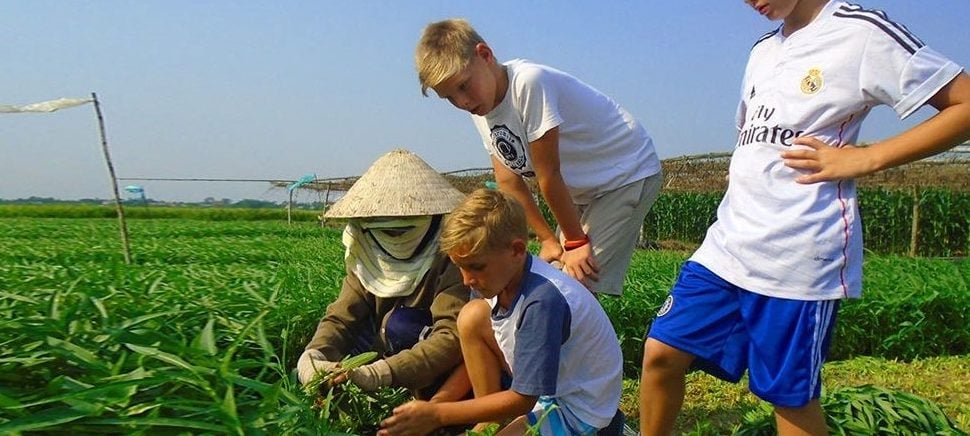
[[1, 217, 966, 433]]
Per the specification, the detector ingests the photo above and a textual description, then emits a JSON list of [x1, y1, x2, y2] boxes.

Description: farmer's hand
[[561, 243, 599, 289], [782, 137, 878, 183], [538, 236, 564, 265], [349, 359, 392, 391], [297, 349, 339, 385], [379, 400, 441, 436]]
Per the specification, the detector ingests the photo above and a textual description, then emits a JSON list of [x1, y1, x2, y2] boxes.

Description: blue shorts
[[527, 396, 598, 436], [647, 261, 839, 407]]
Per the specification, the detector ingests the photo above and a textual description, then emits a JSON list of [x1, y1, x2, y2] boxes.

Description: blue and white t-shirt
[[472, 59, 661, 205], [485, 255, 622, 429], [692, 1, 963, 301]]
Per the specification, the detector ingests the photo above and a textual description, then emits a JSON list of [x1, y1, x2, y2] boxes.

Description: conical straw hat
[[324, 148, 466, 218]]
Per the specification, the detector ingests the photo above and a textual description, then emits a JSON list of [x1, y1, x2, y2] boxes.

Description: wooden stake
[[92, 92, 132, 264], [909, 188, 920, 257]]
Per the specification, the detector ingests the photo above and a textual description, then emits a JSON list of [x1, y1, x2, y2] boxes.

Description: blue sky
[[2, 1, 968, 202]]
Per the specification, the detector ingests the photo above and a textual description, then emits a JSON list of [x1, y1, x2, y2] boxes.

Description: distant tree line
[[0, 196, 324, 210], [0, 196, 107, 205]]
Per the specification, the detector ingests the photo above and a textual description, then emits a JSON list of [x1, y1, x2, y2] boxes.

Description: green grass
[[619, 355, 970, 434], [1, 216, 966, 433]]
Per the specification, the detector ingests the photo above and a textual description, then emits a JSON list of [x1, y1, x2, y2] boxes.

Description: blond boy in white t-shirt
[[415, 19, 662, 296]]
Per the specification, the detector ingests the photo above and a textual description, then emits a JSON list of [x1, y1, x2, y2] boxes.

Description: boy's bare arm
[[530, 127, 584, 241], [491, 155, 563, 262], [379, 389, 536, 435], [531, 128, 600, 284], [783, 72, 970, 184]]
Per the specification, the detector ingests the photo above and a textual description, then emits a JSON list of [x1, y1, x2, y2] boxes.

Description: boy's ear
[[510, 238, 527, 255], [474, 42, 493, 61]]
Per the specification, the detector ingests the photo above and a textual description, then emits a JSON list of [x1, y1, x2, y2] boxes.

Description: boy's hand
[[378, 400, 441, 436], [538, 237, 564, 264], [782, 136, 878, 183], [561, 244, 599, 288]]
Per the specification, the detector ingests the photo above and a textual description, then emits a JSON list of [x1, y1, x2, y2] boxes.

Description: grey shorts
[[561, 171, 662, 295]]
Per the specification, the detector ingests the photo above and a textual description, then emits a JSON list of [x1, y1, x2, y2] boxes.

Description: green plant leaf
[[192, 317, 218, 356], [0, 406, 90, 432], [124, 343, 215, 376]]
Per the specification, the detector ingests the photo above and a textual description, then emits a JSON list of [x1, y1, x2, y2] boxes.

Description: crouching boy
[[379, 188, 623, 435]]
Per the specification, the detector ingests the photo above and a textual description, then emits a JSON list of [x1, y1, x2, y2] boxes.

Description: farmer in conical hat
[[297, 149, 470, 401]]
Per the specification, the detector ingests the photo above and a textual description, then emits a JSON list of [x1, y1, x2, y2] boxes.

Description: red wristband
[[563, 234, 590, 251]]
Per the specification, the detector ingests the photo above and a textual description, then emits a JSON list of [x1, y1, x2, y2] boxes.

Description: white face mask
[[360, 217, 433, 260]]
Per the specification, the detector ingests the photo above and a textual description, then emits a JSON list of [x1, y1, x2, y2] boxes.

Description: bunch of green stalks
[[463, 403, 559, 436], [735, 385, 965, 435], [300, 351, 409, 434]]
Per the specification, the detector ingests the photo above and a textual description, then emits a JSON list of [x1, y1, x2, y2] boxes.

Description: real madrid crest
[[800, 68, 823, 95]]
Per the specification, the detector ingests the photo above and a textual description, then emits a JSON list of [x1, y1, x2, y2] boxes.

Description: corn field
[[639, 188, 970, 257]]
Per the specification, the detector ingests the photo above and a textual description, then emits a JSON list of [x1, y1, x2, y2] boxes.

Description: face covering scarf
[[342, 217, 438, 298]]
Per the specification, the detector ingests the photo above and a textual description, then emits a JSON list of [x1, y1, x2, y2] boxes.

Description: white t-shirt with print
[[472, 59, 661, 205], [691, 0, 963, 300]]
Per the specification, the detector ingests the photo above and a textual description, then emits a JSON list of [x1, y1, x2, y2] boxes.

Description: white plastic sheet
[[0, 97, 92, 113]]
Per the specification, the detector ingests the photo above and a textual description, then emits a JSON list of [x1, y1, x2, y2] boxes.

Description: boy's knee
[[457, 299, 490, 338], [641, 339, 693, 373]]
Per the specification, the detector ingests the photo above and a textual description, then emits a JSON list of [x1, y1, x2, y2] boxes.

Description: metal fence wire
[[286, 144, 970, 195]]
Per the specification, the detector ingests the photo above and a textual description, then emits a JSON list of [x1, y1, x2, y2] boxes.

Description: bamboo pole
[[92, 92, 132, 264]]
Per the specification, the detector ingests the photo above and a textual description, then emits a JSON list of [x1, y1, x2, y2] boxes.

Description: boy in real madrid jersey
[[415, 19, 663, 296], [640, 1, 970, 435]]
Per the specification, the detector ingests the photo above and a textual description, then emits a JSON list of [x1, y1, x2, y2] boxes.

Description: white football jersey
[[692, 1, 963, 300]]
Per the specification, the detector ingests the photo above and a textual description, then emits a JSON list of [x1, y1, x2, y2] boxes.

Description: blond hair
[[440, 188, 528, 258], [415, 18, 486, 96]]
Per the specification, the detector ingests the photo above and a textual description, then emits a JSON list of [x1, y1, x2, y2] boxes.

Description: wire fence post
[[321, 181, 332, 227], [92, 92, 132, 264], [287, 189, 293, 225]]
